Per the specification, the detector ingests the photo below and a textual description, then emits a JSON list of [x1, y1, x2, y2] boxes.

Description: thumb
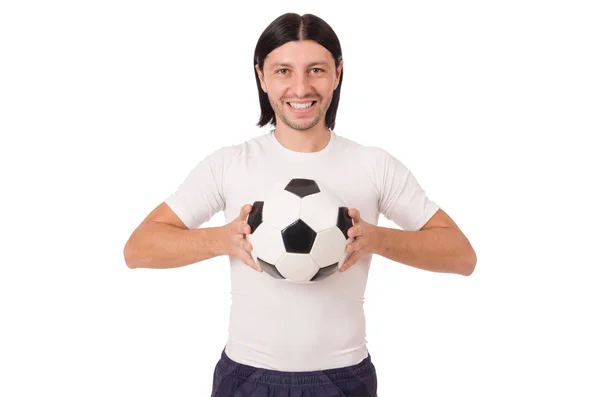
[[239, 204, 252, 220]]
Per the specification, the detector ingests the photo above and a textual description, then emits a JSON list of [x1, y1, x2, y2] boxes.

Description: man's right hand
[[219, 204, 263, 272]]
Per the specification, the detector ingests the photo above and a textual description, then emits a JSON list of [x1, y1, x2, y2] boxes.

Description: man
[[123, 12, 476, 397]]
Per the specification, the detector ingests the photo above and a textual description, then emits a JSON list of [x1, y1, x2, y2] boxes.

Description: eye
[[310, 68, 324, 74], [276, 69, 289, 75]]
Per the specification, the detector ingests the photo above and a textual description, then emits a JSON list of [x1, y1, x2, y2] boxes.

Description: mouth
[[286, 101, 317, 113]]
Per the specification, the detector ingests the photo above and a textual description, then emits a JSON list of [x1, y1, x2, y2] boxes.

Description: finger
[[239, 239, 253, 252], [239, 204, 252, 220], [347, 226, 362, 238], [339, 261, 351, 272], [348, 208, 360, 221], [242, 252, 262, 272], [346, 238, 363, 252], [237, 221, 251, 235], [340, 248, 366, 272], [339, 252, 357, 272]]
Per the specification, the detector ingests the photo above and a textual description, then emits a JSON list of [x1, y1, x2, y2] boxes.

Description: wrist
[[194, 226, 227, 257], [211, 226, 228, 257], [371, 225, 387, 256]]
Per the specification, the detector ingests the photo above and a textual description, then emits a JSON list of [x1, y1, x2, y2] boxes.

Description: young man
[[124, 12, 476, 397]]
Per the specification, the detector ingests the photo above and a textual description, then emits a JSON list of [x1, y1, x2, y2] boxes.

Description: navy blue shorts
[[210, 349, 378, 397]]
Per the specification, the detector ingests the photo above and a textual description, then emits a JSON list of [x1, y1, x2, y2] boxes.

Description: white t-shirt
[[165, 129, 439, 371]]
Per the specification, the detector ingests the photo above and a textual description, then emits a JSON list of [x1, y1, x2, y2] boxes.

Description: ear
[[255, 64, 267, 93], [334, 59, 343, 90]]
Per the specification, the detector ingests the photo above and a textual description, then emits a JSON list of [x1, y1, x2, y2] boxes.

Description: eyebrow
[[270, 61, 329, 69]]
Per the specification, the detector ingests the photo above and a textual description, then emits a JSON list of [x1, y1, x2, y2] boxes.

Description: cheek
[[265, 81, 287, 98], [317, 78, 337, 95]]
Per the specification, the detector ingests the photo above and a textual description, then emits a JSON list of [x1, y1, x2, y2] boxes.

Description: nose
[[290, 72, 311, 98]]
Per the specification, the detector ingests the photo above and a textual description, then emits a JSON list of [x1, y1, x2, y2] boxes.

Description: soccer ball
[[246, 178, 354, 283]]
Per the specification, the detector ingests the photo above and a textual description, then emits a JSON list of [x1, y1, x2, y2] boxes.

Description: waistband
[[218, 349, 373, 386]]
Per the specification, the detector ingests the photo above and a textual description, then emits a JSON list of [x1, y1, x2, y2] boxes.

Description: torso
[[221, 131, 381, 370]]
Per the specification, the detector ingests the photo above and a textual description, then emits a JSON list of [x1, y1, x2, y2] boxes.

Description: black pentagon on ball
[[257, 257, 284, 279], [247, 201, 263, 234], [310, 263, 339, 281], [337, 207, 353, 238], [284, 178, 320, 198], [281, 219, 317, 253]]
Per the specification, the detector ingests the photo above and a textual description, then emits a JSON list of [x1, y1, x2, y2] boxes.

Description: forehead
[[264, 40, 335, 67]]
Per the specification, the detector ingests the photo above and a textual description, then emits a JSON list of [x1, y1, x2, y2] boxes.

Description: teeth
[[289, 102, 313, 109]]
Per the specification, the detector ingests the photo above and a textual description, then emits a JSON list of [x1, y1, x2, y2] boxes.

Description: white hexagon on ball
[[247, 223, 286, 266], [310, 227, 349, 268], [276, 253, 319, 282], [299, 190, 339, 233], [262, 190, 302, 230]]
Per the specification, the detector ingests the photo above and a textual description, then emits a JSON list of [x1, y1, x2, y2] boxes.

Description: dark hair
[[254, 13, 344, 130]]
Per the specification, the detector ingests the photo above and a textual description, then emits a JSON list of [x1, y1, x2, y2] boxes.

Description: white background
[[1, 0, 599, 396]]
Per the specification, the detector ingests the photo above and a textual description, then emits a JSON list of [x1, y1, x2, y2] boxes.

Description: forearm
[[373, 226, 476, 276], [124, 222, 226, 269]]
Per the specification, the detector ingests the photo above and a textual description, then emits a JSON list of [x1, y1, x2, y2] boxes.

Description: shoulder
[[206, 130, 272, 164], [332, 133, 413, 192], [333, 133, 401, 167]]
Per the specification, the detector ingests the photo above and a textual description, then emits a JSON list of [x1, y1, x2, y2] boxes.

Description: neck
[[273, 124, 331, 153]]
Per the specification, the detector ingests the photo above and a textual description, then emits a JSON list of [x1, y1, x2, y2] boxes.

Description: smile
[[286, 101, 316, 112]]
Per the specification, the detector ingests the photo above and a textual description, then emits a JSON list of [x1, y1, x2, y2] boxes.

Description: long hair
[[254, 13, 344, 130]]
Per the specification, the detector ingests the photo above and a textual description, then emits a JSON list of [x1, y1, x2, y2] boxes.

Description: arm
[[345, 147, 476, 276], [123, 202, 227, 269], [123, 146, 240, 269], [373, 208, 477, 276]]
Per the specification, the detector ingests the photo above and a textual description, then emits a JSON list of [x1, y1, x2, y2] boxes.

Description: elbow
[[123, 241, 139, 269], [458, 249, 477, 276], [124, 238, 155, 269]]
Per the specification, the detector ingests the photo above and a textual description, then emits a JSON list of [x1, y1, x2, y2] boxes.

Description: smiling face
[[256, 40, 343, 132]]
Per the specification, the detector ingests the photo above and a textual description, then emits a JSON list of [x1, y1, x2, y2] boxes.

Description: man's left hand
[[339, 208, 380, 272]]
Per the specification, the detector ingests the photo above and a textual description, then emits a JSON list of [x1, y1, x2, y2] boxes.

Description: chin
[[288, 120, 321, 131]]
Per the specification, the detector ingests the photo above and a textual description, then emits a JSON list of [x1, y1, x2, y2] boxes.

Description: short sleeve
[[164, 148, 230, 229], [375, 148, 440, 231]]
